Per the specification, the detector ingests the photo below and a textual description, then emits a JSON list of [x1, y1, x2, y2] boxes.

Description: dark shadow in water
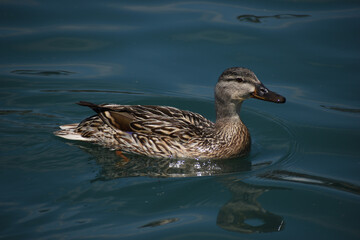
[[66, 142, 285, 233], [41, 89, 143, 95], [259, 170, 360, 195], [237, 14, 310, 23], [321, 105, 360, 114], [11, 69, 76, 76], [217, 178, 285, 233]]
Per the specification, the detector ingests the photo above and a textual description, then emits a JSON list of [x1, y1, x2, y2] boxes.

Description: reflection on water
[[69, 142, 251, 179], [1, 63, 122, 79], [71, 142, 360, 233], [321, 105, 360, 114], [259, 170, 360, 195], [11, 69, 76, 76], [0, 109, 32, 115], [0, 109, 56, 118], [237, 14, 310, 23], [173, 30, 256, 44], [41, 89, 143, 95], [140, 218, 179, 228], [22, 37, 108, 52], [217, 178, 285, 233], [70, 142, 285, 233]]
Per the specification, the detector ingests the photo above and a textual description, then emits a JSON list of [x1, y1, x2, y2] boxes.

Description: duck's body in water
[[54, 67, 286, 160]]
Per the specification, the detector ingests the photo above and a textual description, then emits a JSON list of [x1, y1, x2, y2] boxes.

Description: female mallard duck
[[55, 67, 285, 160]]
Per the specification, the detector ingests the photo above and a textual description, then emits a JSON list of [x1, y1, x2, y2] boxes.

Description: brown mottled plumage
[[54, 67, 285, 160]]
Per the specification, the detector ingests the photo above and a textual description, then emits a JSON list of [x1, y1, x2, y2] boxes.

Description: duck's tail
[[54, 123, 91, 141]]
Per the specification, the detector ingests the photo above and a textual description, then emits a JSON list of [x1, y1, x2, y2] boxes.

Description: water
[[0, 0, 359, 239]]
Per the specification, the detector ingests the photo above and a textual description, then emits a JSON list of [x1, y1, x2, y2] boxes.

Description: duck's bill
[[251, 84, 286, 103]]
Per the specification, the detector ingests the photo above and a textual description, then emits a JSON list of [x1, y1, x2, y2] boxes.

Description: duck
[[54, 67, 285, 160]]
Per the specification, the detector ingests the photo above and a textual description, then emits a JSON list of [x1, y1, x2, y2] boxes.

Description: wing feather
[[77, 101, 214, 141]]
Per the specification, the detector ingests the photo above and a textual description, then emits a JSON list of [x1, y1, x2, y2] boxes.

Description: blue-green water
[[1, 0, 360, 239]]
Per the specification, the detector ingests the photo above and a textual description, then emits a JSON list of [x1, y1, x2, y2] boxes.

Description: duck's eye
[[259, 86, 268, 94], [236, 78, 244, 82]]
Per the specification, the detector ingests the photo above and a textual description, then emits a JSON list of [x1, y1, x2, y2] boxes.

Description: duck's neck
[[214, 99, 250, 156], [215, 98, 243, 124]]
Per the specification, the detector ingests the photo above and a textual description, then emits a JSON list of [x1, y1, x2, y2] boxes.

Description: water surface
[[0, 0, 360, 239]]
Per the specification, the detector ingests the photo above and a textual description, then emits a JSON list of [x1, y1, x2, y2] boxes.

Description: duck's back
[[54, 102, 218, 158]]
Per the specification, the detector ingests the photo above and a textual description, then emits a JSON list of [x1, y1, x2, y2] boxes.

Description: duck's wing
[[77, 101, 214, 140]]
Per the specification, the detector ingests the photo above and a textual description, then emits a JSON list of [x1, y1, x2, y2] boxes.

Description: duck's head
[[215, 67, 286, 105]]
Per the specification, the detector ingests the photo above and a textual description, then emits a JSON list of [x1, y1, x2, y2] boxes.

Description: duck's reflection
[[217, 178, 284, 233], [70, 142, 285, 233]]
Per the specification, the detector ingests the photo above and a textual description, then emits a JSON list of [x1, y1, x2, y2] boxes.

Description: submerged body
[[55, 67, 285, 160]]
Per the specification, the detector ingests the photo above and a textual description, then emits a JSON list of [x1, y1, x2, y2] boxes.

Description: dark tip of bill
[[278, 96, 286, 103]]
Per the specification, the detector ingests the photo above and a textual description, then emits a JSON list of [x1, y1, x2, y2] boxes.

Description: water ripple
[[41, 89, 143, 95], [11, 70, 76, 76], [258, 170, 360, 196], [237, 14, 310, 23], [321, 105, 360, 114]]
